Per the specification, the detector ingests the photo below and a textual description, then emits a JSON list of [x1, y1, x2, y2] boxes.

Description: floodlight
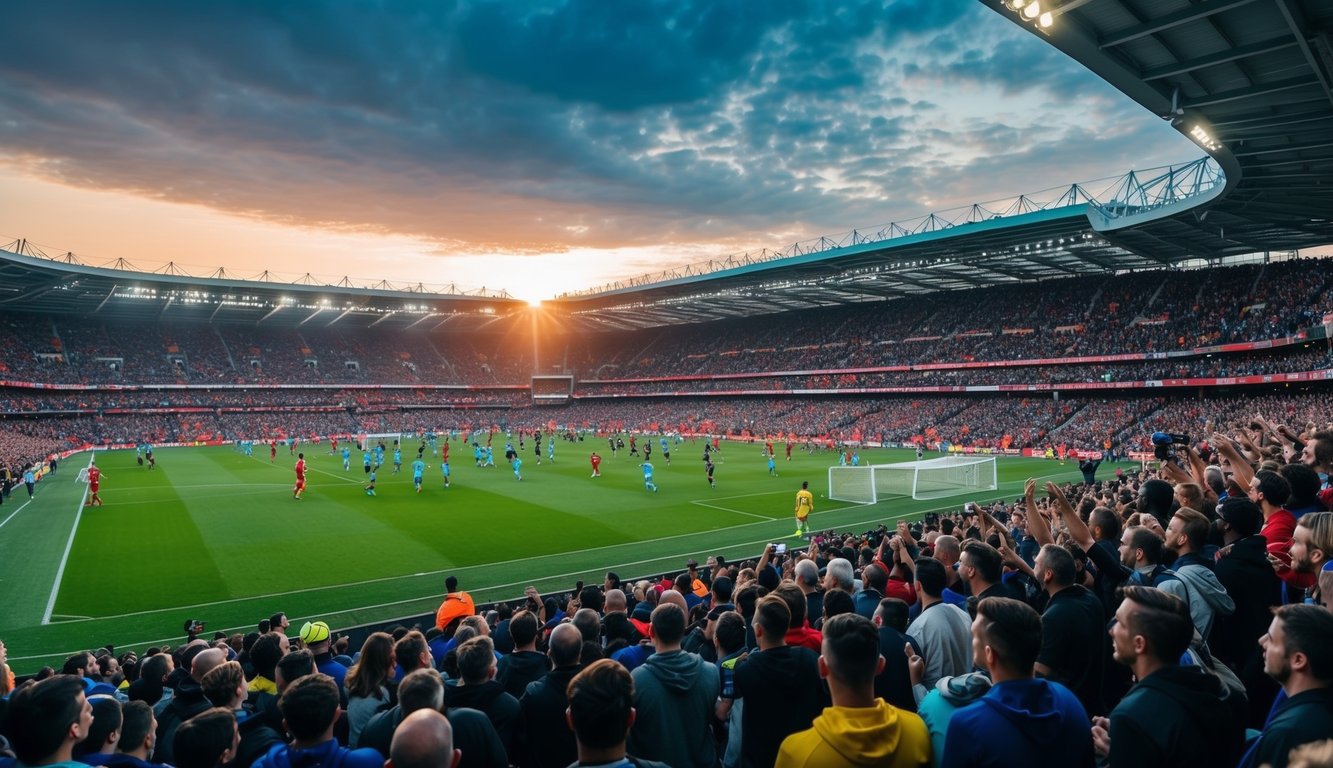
[[1008, 0, 1026, 8], [1022, 1, 1041, 19], [1039, 11, 1053, 27]]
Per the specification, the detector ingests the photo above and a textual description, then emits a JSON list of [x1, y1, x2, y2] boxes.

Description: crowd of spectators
[[575, 259, 1333, 379], [571, 346, 1333, 396], [4, 408, 1333, 768], [0, 315, 535, 387]]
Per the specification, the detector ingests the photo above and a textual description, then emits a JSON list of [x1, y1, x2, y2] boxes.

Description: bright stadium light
[[1039, 11, 1053, 27], [1008, 0, 1026, 8], [1022, 1, 1041, 20]]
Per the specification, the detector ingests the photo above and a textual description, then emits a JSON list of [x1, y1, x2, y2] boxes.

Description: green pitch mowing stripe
[[2, 444, 1100, 671], [55, 450, 230, 618]]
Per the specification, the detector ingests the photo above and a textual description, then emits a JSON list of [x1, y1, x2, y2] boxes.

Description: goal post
[[828, 455, 997, 503]]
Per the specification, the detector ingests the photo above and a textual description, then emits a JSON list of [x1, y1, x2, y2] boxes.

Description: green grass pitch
[[0, 440, 1092, 672]]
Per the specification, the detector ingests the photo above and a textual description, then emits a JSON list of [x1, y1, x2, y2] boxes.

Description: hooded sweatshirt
[[252, 739, 384, 768], [1170, 553, 1236, 642], [627, 650, 719, 768], [941, 678, 1093, 768], [775, 700, 931, 768], [1108, 664, 1244, 768]]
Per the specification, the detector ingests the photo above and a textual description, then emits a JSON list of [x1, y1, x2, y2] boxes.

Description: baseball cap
[[935, 672, 992, 705], [686, 559, 698, 569], [300, 620, 331, 644]]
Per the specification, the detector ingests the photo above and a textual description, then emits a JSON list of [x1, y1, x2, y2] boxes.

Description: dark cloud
[[0, 0, 1194, 255]]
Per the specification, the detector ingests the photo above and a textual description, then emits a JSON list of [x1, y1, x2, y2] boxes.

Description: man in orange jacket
[[435, 575, 476, 631]]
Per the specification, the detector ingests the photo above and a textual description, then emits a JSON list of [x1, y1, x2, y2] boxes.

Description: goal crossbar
[[828, 455, 997, 503]]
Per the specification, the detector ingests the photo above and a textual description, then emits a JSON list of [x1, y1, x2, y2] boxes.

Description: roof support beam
[[94, 284, 118, 314], [1182, 76, 1321, 108], [1099, 0, 1262, 49], [1275, 0, 1333, 108], [1234, 139, 1333, 157], [1212, 109, 1333, 130], [257, 305, 284, 324], [1141, 36, 1298, 81]]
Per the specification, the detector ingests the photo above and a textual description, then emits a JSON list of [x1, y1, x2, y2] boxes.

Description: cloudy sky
[[0, 0, 1198, 300]]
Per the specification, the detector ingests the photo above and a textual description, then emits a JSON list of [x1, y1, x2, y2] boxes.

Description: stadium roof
[[0, 243, 525, 331], [3, 1, 1330, 333], [980, 0, 1333, 260]]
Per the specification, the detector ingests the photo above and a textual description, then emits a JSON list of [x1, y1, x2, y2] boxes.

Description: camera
[[773, 543, 787, 554], [1151, 432, 1189, 460]]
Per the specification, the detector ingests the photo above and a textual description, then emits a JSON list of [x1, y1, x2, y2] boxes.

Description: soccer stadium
[[2, 1, 1333, 766]]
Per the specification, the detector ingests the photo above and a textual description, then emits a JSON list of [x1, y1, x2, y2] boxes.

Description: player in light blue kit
[[363, 449, 373, 474], [768, 454, 778, 476], [661, 437, 670, 465], [641, 461, 658, 492], [441, 459, 451, 488], [342, 446, 351, 471], [548, 436, 556, 463], [512, 456, 522, 481], [412, 457, 425, 493], [484, 445, 495, 467], [393, 447, 403, 474]]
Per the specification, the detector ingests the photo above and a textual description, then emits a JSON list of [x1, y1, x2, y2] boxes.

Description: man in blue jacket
[[253, 674, 382, 768], [941, 597, 1093, 767]]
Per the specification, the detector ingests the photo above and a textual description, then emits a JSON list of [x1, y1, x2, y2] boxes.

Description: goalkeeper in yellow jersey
[[794, 480, 814, 537]]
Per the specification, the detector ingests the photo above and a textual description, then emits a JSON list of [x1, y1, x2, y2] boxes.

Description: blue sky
[[0, 0, 1197, 299]]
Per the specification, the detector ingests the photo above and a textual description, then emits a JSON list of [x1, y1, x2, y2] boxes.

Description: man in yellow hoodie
[[776, 612, 931, 768]]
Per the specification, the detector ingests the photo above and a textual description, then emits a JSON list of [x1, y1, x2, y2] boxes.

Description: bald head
[[933, 535, 960, 565], [191, 648, 226, 682], [604, 589, 627, 613], [389, 709, 459, 768], [659, 589, 688, 614], [548, 623, 584, 667]]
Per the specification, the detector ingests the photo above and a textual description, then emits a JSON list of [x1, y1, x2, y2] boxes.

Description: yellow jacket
[[776, 700, 931, 768]]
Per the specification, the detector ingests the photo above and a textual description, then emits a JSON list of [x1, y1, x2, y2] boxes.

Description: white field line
[[0, 497, 36, 532], [41, 454, 95, 625], [690, 488, 869, 521], [248, 454, 366, 485], [688, 502, 773, 520], [110, 483, 291, 493]]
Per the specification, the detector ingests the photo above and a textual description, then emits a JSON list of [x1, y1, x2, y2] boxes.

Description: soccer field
[[0, 440, 1091, 672]]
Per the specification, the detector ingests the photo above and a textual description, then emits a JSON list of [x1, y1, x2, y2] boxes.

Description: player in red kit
[[270, 441, 277, 463], [293, 452, 307, 500], [590, 451, 602, 478], [86, 463, 104, 506]]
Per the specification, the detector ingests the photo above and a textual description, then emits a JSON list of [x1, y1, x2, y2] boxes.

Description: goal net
[[828, 455, 997, 503]]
